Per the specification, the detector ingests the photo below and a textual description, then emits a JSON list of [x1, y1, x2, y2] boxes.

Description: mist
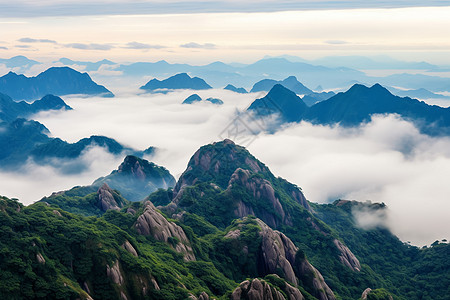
[[1, 88, 449, 245]]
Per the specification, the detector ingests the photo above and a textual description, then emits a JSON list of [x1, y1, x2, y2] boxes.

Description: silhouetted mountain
[[93, 155, 176, 201], [250, 75, 313, 94], [140, 73, 212, 92], [248, 84, 308, 123], [248, 83, 450, 136], [303, 84, 450, 135], [182, 94, 223, 105], [224, 84, 247, 93], [301, 91, 336, 106], [58, 58, 116, 72], [387, 87, 450, 99], [205, 97, 223, 105], [0, 119, 144, 170], [0, 55, 40, 68], [0, 67, 113, 100], [182, 94, 202, 104], [0, 93, 71, 122]]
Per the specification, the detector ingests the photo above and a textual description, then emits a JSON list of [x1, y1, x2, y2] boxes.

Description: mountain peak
[[94, 155, 176, 201], [0, 66, 113, 99], [248, 84, 308, 123], [251, 75, 313, 94], [140, 73, 212, 91]]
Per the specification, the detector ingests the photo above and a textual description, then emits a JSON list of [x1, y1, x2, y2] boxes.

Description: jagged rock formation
[[97, 183, 124, 211], [189, 291, 210, 300], [225, 218, 335, 300], [333, 239, 361, 272], [231, 278, 304, 300], [256, 219, 298, 284], [135, 201, 195, 261], [229, 168, 292, 228], [173, 139, 311, 215], [121, 240, 138, 257], [94, 155, 176, 202], [106, 260, 124, 286], [361, 288, 372, 299]]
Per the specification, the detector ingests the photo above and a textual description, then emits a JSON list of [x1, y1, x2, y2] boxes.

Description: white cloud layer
[[0, 88, 449, 246]]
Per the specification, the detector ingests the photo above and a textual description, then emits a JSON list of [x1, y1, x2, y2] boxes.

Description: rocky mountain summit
[[94, 155, 176, 201]]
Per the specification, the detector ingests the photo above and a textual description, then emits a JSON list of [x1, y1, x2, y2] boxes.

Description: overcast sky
[[1, 2, 450, 64], [2, 1, 450, 17]]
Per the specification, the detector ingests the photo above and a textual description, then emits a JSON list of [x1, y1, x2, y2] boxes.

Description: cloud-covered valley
[[1, 88, 449, 246]]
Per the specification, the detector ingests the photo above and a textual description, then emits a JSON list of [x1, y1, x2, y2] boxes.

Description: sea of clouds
[[0, 87, 449, 246]]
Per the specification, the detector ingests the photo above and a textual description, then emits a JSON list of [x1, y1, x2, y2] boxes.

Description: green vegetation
[[1, 140, 449, 300]]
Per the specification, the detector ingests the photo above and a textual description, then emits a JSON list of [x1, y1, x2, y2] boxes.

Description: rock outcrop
[[106, 260, 124, 286], [121, 240, 138, 257], [333, 239, 361, 272], [256, 219, 298, 285], [293, 257, 335, 300], [229, 168, 290, 228], [97, 183, 123, 211], [231, 278, 304, 300], [226, 217, 335, 300], [361, 288, 372, 299], [135, 201, 195, 261]]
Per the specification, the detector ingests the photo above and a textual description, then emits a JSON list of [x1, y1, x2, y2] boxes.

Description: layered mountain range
[[1, 139, 448, 300], [249, 83, 450, 136]]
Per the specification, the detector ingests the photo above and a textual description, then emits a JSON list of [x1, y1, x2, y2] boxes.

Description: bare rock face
[[106, 260, 124, 286], [135, 201, 195, 261], [52, 210, 62, 217], [361, 288, 372, 300], [228, 218, 334, 300], [229, 168, 289, 228], [256, 219, 298, 285], [36, 253, 45, 264], [121, 240, 138, 257], [231, 278, 299, 300], [333, 239, 361, 272], [294, 258, 335, 300], [97, 183, 122, 211]]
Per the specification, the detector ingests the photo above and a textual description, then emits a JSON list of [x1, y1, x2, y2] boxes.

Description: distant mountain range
[[0, 67, 113, 100], [0, 55, 40, 69], [0, 93, 71, 122], [140, 73, 212, 92], [4, 55, 450, 93], [248, 83, 450, 136]]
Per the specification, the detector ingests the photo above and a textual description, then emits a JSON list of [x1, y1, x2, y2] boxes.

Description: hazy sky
[[1, 2, 450, 64]]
